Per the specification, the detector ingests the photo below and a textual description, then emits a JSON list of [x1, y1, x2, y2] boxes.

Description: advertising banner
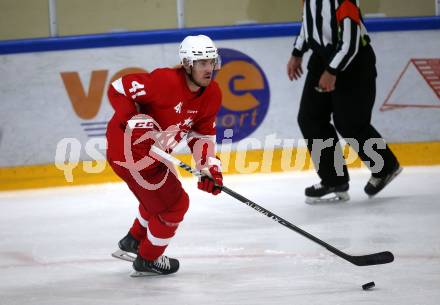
[[0, 30, 439, 169]]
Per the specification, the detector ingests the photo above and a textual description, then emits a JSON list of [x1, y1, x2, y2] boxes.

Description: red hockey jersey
[[106, 68, 222, 164]]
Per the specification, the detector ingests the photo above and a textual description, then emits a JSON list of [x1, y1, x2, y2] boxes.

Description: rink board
[[0, 17, 439, 189], [1, 142, 440, 190]]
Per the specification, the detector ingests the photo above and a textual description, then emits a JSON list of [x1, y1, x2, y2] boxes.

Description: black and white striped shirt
[[292, 0, 370, 74]]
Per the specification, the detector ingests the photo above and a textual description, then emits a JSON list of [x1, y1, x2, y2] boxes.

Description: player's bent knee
[[160, 191, 190, 225]]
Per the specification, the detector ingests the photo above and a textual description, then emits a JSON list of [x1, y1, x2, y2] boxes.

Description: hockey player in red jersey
[[106, 35, 223, 276]]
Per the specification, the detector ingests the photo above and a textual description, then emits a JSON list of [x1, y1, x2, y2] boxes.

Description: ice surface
[[1, 167, 439, 305]]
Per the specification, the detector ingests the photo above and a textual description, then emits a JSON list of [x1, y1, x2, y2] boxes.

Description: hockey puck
[[362, 281, 375, 290]]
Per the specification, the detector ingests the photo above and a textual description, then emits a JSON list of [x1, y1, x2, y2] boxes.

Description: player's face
[[191, 59, 216, 87]]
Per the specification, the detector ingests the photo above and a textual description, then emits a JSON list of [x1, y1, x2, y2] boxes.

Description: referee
[[287, 0, 402, 203]]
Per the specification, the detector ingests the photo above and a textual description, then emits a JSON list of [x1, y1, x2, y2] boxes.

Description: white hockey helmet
[[179, 35, 220, 69]]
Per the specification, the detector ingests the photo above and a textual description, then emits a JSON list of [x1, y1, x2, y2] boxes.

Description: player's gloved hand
[[198, 156, 223, 195], [127, 116, 157, 160]]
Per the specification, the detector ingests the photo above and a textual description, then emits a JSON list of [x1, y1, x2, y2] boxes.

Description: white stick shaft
[[150, 146, 177, 163], [150, 146, 203, 177]]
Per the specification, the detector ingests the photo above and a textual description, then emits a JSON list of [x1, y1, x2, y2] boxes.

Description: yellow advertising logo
[[216, 61, 263, 112], [214, 48, 270, 143]]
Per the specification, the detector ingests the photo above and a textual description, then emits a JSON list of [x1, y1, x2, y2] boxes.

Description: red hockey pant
[[110, 160, 189, 261]]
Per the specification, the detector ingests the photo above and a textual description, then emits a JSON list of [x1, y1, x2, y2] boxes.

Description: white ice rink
[[1, 167, 440, 305]]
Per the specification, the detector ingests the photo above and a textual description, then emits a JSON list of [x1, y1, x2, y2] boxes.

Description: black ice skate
[[111, 233, 139, 262], [130, 255, 180, 277], [365, 164, 402, 197], [305, 182, 350, 204]]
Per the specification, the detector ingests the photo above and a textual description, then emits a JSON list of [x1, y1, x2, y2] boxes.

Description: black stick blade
[[350, 251, 394, 266]]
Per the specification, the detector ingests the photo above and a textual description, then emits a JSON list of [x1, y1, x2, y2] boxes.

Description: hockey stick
[[150, 146, 394, 267]]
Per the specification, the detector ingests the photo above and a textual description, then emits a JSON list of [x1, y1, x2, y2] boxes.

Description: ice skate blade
[[130, 270, 161, 277], [306, 192, 350, 204], [111, 249, 136, 262]]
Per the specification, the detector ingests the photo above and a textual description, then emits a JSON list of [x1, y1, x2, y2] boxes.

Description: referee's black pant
[[298, 44, 399, 186]]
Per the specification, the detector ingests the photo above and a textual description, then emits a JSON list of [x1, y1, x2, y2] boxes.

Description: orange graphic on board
[[381, 58, 440, 111], [61, 67, 148, 120]]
